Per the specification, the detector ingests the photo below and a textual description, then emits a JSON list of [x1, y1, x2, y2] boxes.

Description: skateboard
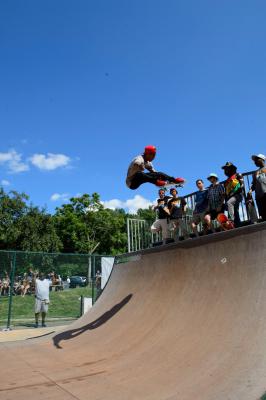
[[216, 213, 234, 230], [162, 179, 186, 191]]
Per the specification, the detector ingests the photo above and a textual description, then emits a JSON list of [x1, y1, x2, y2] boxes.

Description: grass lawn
[[0, 286, 93, 327]]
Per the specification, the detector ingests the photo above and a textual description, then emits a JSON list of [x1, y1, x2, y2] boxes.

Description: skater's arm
[[145, 161, 156, 173]]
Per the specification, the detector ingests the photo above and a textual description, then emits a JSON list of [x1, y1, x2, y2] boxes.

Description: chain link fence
[[0, 251, 114, 330]]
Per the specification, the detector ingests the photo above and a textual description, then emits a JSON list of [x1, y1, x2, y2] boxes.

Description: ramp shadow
[[53, 294, 133, 349]]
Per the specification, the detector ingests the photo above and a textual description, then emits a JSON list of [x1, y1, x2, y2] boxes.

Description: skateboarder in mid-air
[[126, 145, 185, 190]]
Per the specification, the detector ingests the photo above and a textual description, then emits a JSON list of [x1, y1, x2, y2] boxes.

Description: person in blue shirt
[[191, 179, 208, 236]]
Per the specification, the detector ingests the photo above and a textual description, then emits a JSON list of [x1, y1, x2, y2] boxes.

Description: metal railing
[[127, 170, 259, 252]]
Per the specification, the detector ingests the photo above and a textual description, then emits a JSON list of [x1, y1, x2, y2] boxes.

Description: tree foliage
[[0, 188, 153, 255]]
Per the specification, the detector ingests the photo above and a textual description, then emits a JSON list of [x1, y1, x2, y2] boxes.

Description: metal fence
[[127, 170, 259, 252], [0, 251, 113, 330]]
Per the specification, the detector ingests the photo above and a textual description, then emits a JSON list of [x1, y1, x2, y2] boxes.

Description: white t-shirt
[[35, 278, 51, 300], [126, 155, 155, 187]]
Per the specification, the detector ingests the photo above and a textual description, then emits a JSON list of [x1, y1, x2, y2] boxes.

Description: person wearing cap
[[250, 154, 266, 221], [151, 188, 171, 243], [167, 187, 188, 239], [126, 145, 185, 190], [222, 162, 244, 227], [204, 173, 225, 232]]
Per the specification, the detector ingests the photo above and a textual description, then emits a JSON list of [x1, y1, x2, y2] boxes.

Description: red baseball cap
[[144, 145, 156, 154]]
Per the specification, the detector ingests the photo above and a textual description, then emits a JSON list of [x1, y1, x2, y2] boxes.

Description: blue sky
[[0, 1, 265, 213]]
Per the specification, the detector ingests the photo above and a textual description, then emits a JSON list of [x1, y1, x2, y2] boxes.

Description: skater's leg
[[130, 171, 166, 189], [129, 171, 184, 189], [129, 172, 155, 189], [155, 171, 176, 182]]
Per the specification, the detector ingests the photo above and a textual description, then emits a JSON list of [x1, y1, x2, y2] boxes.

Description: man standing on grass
[[34, 272, 51, 328]]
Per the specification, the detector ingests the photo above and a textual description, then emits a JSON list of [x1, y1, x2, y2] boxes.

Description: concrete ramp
[[1, 223, 266, 400]]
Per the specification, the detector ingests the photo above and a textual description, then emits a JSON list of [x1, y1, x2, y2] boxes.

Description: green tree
[[16, 206, 62, 252], [55, 194, 128, 255], [136, 206, 156, 226], [55, 193, 104, 253], [0, 188, 28, 249]]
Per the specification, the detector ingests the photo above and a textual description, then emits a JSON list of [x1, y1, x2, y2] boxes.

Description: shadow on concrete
[[53, 294, 133, 349]]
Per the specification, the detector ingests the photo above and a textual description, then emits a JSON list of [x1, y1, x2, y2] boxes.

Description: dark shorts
[[206, 208, 224, 220]]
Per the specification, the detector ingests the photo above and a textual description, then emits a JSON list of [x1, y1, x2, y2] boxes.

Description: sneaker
[[155, 180, 166, 187], [34, 323, 39, 328], [173, 177, 185, 184], [42, 323, 47, 328]]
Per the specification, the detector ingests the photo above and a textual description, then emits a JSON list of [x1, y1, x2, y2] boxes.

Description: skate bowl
[[0, 222, 266, 400]]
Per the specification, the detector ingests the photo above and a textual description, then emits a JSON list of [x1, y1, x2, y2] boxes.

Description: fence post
[[92, 255, 96, 305], [6, 252, 16, 330], [80, 295, 84, 317], [88, 254, 91, 287]]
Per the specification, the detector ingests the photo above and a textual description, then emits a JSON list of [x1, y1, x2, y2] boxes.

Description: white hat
[[207, 172, 218, 180], [252, 154, 265, 161]]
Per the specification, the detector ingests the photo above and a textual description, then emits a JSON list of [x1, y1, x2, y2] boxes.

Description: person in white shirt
[[34, 273, 51, 328], [126, 145, 185, 189]]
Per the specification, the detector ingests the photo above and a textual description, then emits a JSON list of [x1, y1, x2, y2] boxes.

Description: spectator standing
[[34, 273, 51, 328], [151, 189, 171, 243], [222, 162, 244, 227], [204, 173, 225, 232], [250, 154, 266, 221], [191, 179, 208, 236], [167, 188, 188, 239]]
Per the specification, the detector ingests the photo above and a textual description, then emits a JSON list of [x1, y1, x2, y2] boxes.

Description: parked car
[[69, 276, 87, 288]]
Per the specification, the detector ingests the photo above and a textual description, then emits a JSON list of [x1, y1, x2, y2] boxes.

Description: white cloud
[[50, 193, 70, 202], [30, 153, 71, 171], [103, 194, 153, 214], [0, 150, 29, 173], [1, 180, 10, 186]]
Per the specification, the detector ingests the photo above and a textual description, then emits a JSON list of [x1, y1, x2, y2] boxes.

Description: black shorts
[[206, 207, 225, 220]]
